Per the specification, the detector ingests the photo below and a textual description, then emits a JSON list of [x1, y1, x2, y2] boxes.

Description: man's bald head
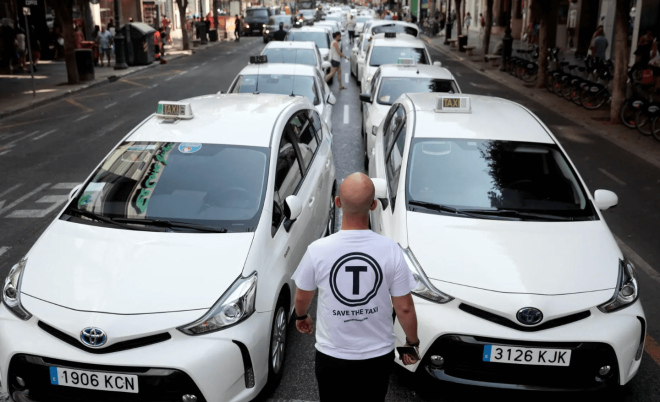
[[338, 173, 376, 216]]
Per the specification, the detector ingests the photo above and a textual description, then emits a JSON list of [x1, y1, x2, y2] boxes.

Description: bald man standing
[[292, 172, 419, 402]]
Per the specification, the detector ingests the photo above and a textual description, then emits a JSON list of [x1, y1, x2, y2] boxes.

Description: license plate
[[49, 367, 139, 393], [483, 345, 571, 366]]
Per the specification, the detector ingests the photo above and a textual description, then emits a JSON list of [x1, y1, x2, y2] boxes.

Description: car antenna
[[290, 63, 297, 97]]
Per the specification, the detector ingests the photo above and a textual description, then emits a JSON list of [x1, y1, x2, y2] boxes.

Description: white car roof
[[289, 26, 331, 33], [406, 93, 554, 144], [127, 94, 307, 147], [377, 64, 454, 80], [371, 33, 426, 48], [239, 62, 318, 77], [370, 20, 419, 34], [264, 41, 317, 50]]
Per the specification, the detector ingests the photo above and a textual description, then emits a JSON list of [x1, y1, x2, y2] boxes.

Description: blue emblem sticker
[[78, 194, 93, 207], [482, 345, 492, 362], [178, 143, 202, 154]]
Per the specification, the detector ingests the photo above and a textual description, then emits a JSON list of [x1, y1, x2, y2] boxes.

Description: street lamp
[[113, 0, 128, 69]]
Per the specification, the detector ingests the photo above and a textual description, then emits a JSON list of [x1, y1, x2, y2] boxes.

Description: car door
[[362, 68, 381, 143], [351, 36, 360, 75], [314, 73, 333, 130], [370, 104, 405, 235], [309, 110, 333, 236]]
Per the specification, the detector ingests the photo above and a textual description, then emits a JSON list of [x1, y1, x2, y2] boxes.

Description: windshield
[[369, 46, 427, 66], [66, 142, 270, 232], [231, 74, 319, 105], [246, 9, 269, 18], [262, 48, 317, 66], [372, 24, 418, 37], [269, 16, 291, 25], [377, 78, 458, 105], [298, 1, 314, 9], [356, 17, 371, 23], [286, 31, 329, 49], [406, 139, 595, 219]]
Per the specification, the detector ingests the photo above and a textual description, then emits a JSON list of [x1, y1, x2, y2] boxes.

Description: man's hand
[[400, 343, 420, 366], [296, 315, 313, 334]]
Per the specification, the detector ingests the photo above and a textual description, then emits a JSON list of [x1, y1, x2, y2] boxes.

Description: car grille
[[38, 321, 171, 354], [422, 335, 619, 390], [458, 303, 591, 332], [8, 354, 207, 402]]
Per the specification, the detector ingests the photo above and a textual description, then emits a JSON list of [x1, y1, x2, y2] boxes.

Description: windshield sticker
[[85, 182, 105, 192], [134, 142, 175, 214], [127, 144, 157, 151], [78, 194, 93, 207], [178, 143, 202, 154]]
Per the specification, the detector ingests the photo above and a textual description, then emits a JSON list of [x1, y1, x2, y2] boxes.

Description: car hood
[[21, 220, 254, 314], [406, 212, 620, 295]]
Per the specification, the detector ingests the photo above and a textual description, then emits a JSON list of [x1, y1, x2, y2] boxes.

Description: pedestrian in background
[[293, 172, 420, 402], [29, 25, 41, 72], [590, 25, 608, 60], [74, 26, 84, 49], [326, 31, 348, 90], [91, 25, 100, 66], [273, 22, 287, 41], [347, 14, 356, 44], [464, 12, 472, 33], [15, 28, 26, 73], [479, 13, 485, 37], [96, 25, 113, 67], [162, 15, 173, 45], [234, 15, 241, 42]]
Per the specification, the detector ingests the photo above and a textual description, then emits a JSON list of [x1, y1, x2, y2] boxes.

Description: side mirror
[[359, 93, 372, 103], [371, 178, 389, 210], [284, 195, 303, 221], [352, 46, 359, 53], [594, 189, 618, 211], [433, 61, 442, 67], [69, 184, 83, 200], [327, 93, 337, 105], [321, 61, 332, 70]]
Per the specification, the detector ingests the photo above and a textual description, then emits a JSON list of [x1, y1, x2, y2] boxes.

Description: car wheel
[[266, 296, 288, 387]]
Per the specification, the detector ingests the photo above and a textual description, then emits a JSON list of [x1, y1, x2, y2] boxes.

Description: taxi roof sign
[[397, 58, 416, 66], [155, 101, 194, 119], [384, 32, 397, 38], [250, 55, 268, 64], [435, 96, 471, 113]]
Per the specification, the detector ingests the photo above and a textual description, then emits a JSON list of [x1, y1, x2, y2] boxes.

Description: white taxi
[[369, 93, 646, 391], [0, 95, 336, 401], [285, 26, 333, 62], [369, 20, 420, 38], [260, 40, 332, 77], [228, 56, 336, 131], [360, 33, 433, 93], [350, 33, 370, 85], [360, 63, 460, 168]]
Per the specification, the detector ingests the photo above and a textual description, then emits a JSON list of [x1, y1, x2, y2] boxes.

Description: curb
[[422, 35, 660, 170], [0, 41, 222, 121]]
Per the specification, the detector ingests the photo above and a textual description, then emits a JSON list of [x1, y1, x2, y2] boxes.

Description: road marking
[[614, 236, 660, 285], [344, 105, 349, 124], [0, 246, 10, 258], [7, 194, 69, 218], [201, 62, 207, 66], [104, 102, 117, 109], [121, 79, 148, 88], [2, 130, 41, 148], [191, 66, 199, 70], [0, 150, 10, 156], [0, 183, 51, 216], [65, 98, 94, 112], [179, 71, 188, 75], [455, 72, 462, 77], [0, 131, 23, 141], [51, 183, 79, 190], [32, 129, 57, 141], [129, 91, 143, 98], [150, 84, 159, 88], [75, 114, 91, 122], [598, 168, 626, 186], [165, 75, 176, 81], [645, 335, 660, 367], [0, 184, 22, 199]]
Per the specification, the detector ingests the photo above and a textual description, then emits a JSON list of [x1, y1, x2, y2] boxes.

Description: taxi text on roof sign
[[397, 58, 415, 66], [435, 95, 471, 113], [155, 101, 194, 119]]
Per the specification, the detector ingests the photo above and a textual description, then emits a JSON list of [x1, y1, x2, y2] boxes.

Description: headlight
[[245, 24, 250, 28], [265, 29, 270, 33], [598, 258, 638, 313], [178, 272, 257, 335], [401, 247, 453, 304], [3, 258, 32, 320]]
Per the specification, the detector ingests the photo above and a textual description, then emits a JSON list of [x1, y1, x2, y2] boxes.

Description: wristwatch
[[295, 312, 309, 321], [405, 337, 420, 347]]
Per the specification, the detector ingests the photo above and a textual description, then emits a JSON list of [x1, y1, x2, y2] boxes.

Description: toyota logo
[[516, 307, 543, 325], [80, 327, 108, 348]]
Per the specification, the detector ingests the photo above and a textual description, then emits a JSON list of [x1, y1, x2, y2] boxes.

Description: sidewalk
[[422, 32, 660, 170], [0, 37, 220, 120]]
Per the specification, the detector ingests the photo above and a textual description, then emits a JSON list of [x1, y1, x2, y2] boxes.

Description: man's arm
[[294, 288, 315, 334], [392, 293, 419, 365]]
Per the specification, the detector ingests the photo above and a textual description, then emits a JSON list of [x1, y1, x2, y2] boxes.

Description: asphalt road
[[0, 33, 659, 402]]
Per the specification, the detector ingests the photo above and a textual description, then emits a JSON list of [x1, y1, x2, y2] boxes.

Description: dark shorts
[[315, 350, 394, 402], [331, 60, 340, 67]]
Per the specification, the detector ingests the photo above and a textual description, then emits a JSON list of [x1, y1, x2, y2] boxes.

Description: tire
[[636, 110, 653, 136], [266, 294, 289, 389], [620, 100, 638, 129], [546, 74, 555, 92], [561, 81, 573, 100], [581, 87, 604, 110], [652, 116, 660, 142], [521, 67, 537, 83], [571, 86, 582, 106], [553, 77, 564, 96]]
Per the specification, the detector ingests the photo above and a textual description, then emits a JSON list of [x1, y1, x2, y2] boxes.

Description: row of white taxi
[[0, 13, 646, 402]]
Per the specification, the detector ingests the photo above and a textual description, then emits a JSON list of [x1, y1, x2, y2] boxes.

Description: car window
[[269, 16, 291, 25], [262, 48, 317, 66], [370, 69, 381, 94], [315, 72, 327, 98], [371, 24, 418, 37], [247, 9, 269, 18], [383, 105, 405, 152], [272, 133, 303, 235], [287, 112, 318, 170], [377, 77, 458, 105], [231, 75, 319, 105], [310, 110, 324, 142], [369, 46, 427, 66], [386, 120, 406, 211], [67, 142, 269, 233], [286, 31, 329, 49]]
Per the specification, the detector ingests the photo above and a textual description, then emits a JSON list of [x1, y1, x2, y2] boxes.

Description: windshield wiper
[[66, 208, 166, 231], [462, 209, 574, 221], [113, 218, 228, 233], [407, 201, 512, 220]]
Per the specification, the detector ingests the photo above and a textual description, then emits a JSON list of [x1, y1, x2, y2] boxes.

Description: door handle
[[308, 197, 315, 208], [371, 148, 375, 157], [325, 159, 331, 169]]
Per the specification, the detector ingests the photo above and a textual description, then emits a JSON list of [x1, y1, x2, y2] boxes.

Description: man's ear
[[335, 196, 342, 209], [370, 199, 378, 211]]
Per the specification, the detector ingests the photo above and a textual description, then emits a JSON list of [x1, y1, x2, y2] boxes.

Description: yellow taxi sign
[[435, 95, 471, 113], [155, 101, 194, 119]]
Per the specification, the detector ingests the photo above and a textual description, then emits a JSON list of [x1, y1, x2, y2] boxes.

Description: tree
[[482, 0, 493, 60], [610, 0, 629, 124], [175, 0, 190, 50], [47, 0, 78, 84], [532, 0, 558, 89], [455, 0, 462, 36]]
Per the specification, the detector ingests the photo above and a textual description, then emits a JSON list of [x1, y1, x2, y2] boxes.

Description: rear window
[[262, 48, 317, 66], [372, 24, 418, 37], [247, 9, 269, 18], [369, 46, 427, 66], [286, 31, 329, 49], [269, 16, 291, 25], [231, 74, 320, 105], [377, 78, 458, 105]]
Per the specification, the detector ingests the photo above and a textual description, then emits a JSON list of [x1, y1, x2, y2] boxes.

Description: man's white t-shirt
[[292, 229, 416, 360]]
